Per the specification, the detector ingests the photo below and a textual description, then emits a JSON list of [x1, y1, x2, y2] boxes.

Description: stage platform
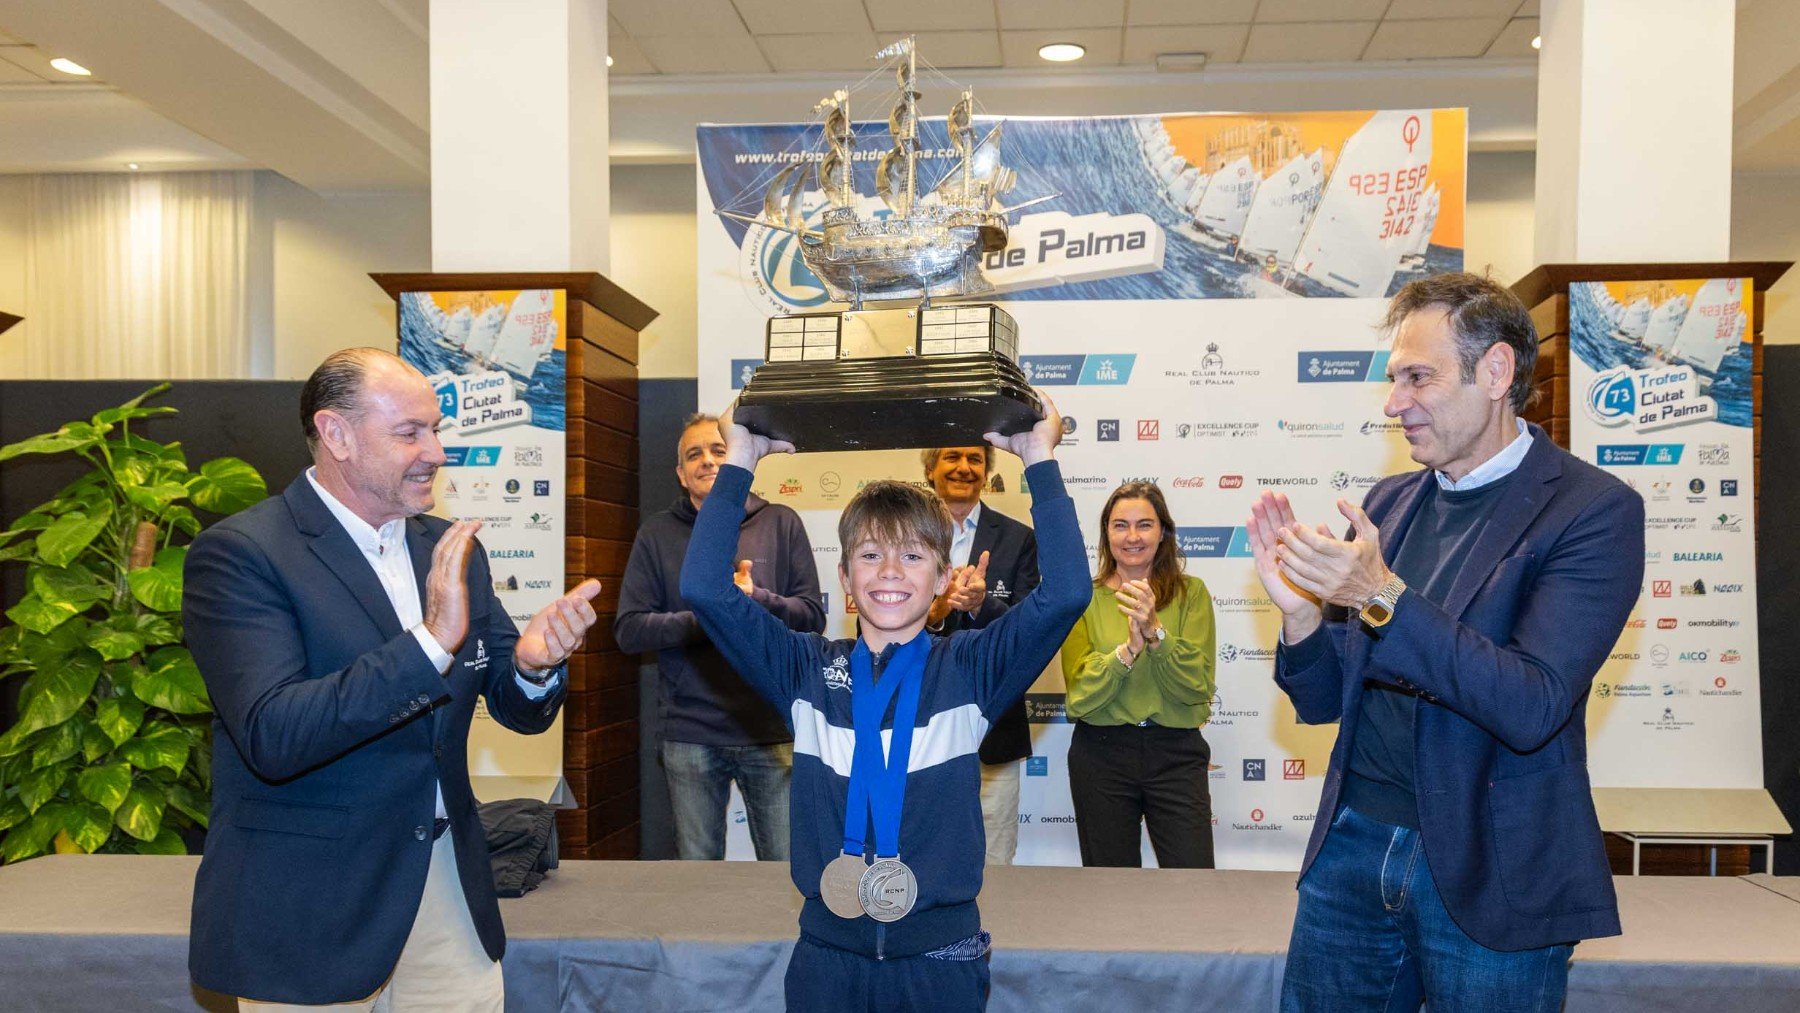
[[3, 856, 1799, 1010]]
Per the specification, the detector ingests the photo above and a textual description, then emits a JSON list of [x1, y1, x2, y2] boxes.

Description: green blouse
[[1060, 574, 1216, 728]]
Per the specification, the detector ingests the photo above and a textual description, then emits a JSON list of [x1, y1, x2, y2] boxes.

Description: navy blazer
[[940, 503, 1041, 764], [183, 477, 565, 1004], [1276, 425, 1641, 951]]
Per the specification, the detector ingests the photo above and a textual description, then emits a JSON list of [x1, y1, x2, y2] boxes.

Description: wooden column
[[371, 271, 655, 860]]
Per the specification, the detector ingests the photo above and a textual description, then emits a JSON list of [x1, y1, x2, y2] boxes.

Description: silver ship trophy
[[717, 37, 1054, 452]]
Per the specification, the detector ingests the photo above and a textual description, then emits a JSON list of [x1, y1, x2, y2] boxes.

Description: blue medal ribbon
[[839, 633, 929, 860]]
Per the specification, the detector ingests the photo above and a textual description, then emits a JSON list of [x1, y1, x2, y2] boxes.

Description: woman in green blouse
[[1061, 481, 1217, 868]]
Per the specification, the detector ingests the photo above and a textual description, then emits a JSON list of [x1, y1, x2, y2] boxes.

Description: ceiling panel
[[996, 0, 1125, 31], [757, 30, 885, 72], [1128, 0, 1257, 25], [0, 52, 44, 83], [1486, 17, 1539, 58], [1518, 0, 1541, 13], [1386, 0, 1524, 17], [864, 0, 997, 33], [1364, 18, 1508, 61], [909, 30, 1004, 69], [733, 0, 873, 37], [1254, 0, 1389, 23], [1242, 21, 1378, 63], [1121, 24, 1250, 66], [608, 33, 658, 75], [0, 27, 23, 44], [997, 27, 1122, 68], [611, 0, 748, 38], [636, 33, 772, 73]]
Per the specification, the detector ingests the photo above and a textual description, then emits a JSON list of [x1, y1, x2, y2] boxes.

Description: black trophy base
[[734, 352, 1041, 453]]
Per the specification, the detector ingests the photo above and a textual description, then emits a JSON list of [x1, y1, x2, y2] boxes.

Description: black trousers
[[1068, 721, 1215, 869]]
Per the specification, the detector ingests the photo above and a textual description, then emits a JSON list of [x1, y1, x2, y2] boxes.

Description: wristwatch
[[1147, 625, 1167, 649], [1359, 574, 1407, 628]]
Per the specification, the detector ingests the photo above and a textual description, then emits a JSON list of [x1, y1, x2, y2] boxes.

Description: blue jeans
[[661, 739, 792, 861], [1281, 805, 1574, 1012]]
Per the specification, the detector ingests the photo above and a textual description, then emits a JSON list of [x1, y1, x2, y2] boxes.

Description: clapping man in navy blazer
[[184, 348, 601, 1010], [1248, 274, 1641, 1011], [920, 446, 1040, 865]]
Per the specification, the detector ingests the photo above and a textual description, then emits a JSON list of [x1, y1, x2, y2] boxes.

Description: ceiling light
[[126, 163, 139, 171], [49, 57, 92, 76], [606, 55, 614, 68], [1156, 52, 1210, 72], [1531, 35, 1542, 50], [1038, 43, 1085, 63]]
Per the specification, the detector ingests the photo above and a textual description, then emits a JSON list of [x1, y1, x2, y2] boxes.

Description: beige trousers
[[979, 759, 1023, 865], [239, 831, 503, 1012]]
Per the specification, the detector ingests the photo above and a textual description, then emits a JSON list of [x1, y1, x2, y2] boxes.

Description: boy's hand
[[984, 388, 1061, 467], [719, 399, 795, 470]]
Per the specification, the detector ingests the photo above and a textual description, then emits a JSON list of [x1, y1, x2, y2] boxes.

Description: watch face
[[1362, 602, 1393, 626]]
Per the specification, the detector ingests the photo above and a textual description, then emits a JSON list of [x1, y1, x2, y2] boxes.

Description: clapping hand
[[928, 551, 991, 627], [514, 579, 604, 671], [734, 559, 755, 595], [1115, 578, 1158, 655]]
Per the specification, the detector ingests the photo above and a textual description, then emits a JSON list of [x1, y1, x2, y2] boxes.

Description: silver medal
[[858, 857, 918, 922], [819, 853, 867, 920]]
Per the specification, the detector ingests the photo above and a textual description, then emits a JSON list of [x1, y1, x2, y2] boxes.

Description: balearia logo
[[489, 549, 535, 559], [1672, 551, 1722, 562]]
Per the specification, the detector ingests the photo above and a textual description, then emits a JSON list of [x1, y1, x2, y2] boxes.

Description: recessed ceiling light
[[1156, 51, 1210, 72], [1531, 35, 1542, 50], [126, 163, 139, 170], [1038, 43, 1085, 63], [606, 55, 614, 68], [49, 57, 92, 76]]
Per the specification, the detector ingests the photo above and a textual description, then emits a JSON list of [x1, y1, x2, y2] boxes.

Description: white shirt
[[1435, 418, 1533, 492], [949, 501, 982, 569], [306, 469, 559, 821]]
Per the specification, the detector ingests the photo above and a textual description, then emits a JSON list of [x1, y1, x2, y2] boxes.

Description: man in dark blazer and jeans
[[184, 348, 601, 1010], [922, 445, 1041, 864], [1247, 274, 1641, 1011]]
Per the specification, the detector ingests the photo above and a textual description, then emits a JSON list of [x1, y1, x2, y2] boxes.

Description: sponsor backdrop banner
[[399, 289, 568, 793], [1570, 279, 1763, 788], [698, 110, 1467, 867]]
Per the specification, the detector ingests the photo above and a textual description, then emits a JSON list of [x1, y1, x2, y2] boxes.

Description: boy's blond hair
[[837, 480, 953, 571]]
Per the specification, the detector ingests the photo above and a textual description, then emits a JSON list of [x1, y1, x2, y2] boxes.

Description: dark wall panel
[[1759, 348, 1800, 874]]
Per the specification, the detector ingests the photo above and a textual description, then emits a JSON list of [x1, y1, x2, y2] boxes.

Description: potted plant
[[0, 384, 265, 861]]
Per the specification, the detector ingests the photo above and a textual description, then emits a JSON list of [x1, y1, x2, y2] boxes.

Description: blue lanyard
[[840, 634, 928, 859]]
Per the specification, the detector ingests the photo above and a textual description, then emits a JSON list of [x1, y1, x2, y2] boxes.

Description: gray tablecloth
[[2, 856, 1798, 1011]]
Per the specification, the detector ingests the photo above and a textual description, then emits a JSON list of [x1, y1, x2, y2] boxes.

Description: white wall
[[1733, 173, 1800, 342], [0, 178, 30, 378]]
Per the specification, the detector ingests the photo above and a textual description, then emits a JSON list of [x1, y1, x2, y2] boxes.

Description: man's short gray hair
[[1383, 272, 1541, 414]]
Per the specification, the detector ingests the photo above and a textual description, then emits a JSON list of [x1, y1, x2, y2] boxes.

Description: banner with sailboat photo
[[1569, 278, 1763, 791], [698, 109, 1466, 869], [398, 289, 570, 802]]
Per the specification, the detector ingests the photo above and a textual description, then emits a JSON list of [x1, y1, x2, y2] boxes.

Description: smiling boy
[[679, 393, 1088, 1011]]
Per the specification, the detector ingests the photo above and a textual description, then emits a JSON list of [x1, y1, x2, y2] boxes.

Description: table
[[3, 857, 1800, 1011], [1593, 787, 1793, 875]]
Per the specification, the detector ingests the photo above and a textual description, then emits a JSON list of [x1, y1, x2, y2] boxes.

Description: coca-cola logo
[[1172, 477, 1205, 489], [1219, 475, 1244, 489]]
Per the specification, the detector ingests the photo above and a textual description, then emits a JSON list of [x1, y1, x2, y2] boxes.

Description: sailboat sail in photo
[[1642, 294, 1689, 354], [1237, 149, 1325, 268], [1669, 278, 1744, 372], [1294, 110, 1433, 297], [1195, 155, 1258, 248], [488, 289, 559, 379]]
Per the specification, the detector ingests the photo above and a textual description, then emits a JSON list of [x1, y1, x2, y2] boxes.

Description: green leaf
[[35, 509, 111, 568], [188, 457, 266, 514], [30, 563, 110, 610], [115, 783, 166, 841], [0, 799, 27, 833], [60, 801, 113, 853], [17, 764, 68, 812], [90, 384, 171, 425], [4, 593, 79, 635], [162, 503, 201, 536], [123, 480, 189, 514], [80, 721, 114, 763], [117, 725, 189, 777], [0, 432, 92, 463], [0, 541, 37, 563], [167, 782, 209, 828], [30, 720, 83, 769], [135, 646, 210, 714], [6, 657, 102, 742], [1, 808, 61, 862], [127, 548, 185, 612], [75, 762, 132, 813], [94, 695, 147, 747], [6, 512, 54, 534], [111, 455, 157, 488], [85, 627, 146, 662], [133, 826, 186, 855]]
